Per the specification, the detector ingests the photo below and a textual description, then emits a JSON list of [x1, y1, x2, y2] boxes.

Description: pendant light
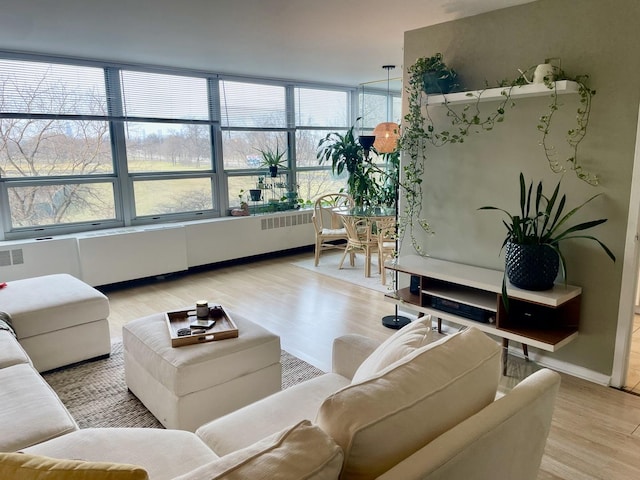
[[373, 65, 400, 154]]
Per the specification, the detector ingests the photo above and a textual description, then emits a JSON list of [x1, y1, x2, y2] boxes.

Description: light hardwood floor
[[102, 250, 640, 480]]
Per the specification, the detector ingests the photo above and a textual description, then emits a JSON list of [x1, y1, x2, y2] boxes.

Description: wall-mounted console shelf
[[385, 255, 582, 374], [425, 80, 580, 106]]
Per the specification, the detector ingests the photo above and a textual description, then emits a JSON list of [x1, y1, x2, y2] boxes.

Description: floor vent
[[0, 248, 24, 267], [261, 212, 313, 231]]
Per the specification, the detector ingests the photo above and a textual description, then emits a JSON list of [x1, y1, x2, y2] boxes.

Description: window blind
[[220, 80, 286, 128], [294, 87, 349, 128], [119, 70, 210, 121], [0, 59, 107, 115]]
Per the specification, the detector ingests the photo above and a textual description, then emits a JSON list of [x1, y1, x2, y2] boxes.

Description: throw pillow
[[0, 452, 148, 480], [352, 314, 436, 383], [316, 327, 501, 480], [175, 420, 343, 480]]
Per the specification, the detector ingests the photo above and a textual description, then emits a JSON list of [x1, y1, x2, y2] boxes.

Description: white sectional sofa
[[0, 315, 561, 480]]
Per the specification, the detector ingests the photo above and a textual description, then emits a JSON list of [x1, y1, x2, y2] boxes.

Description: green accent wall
[[402, 0, 640, 377]]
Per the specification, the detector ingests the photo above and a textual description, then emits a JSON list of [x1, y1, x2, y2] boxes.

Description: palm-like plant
[[256, 144, 287, 168], [479, 173, 615, 286]]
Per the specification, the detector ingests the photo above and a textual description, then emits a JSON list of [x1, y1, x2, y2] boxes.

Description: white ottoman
[[123, 310, 282, 432], [0, 274, 111, 372]]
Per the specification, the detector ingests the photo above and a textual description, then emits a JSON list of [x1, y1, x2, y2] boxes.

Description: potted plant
[[479, 173, 615, 291], [249, 189, 262, 202], [414, 53, 459, 94], [256, 144, 287, 177], [316, 119, 381, 206]]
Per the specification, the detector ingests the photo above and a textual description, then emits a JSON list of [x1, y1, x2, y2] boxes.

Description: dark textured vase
[[505, 242, 559, 291]]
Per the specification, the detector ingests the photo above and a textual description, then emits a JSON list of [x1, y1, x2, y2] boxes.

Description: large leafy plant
[[316, 120, 381, 206], [479, 173, 615, 280]]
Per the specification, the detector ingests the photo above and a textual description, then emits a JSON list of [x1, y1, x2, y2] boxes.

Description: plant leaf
[[547, 193, 603, 239], [553, 234, 616, 262]]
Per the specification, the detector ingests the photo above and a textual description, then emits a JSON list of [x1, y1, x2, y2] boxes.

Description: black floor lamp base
[[382, 314, 411, 330]]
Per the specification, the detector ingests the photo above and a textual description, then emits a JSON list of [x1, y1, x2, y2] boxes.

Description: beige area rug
[[42, 341, 324, 429], [291, 250, 394, 294]]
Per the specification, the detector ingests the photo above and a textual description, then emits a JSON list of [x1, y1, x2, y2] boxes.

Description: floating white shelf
[[425, 80, 580, 106]]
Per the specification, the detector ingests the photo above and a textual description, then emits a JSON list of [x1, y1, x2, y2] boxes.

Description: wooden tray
[[165, 305, 238, 347]]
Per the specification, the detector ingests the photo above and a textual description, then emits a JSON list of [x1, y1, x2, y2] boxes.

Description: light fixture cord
[[386, 66, 390, 121]]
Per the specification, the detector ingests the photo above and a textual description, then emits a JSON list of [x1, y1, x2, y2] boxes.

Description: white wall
[[0, 212, 315, 286], [403, 0, 640, 380]]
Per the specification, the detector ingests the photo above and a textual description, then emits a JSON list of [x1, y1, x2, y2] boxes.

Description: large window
[[117, 70, 216, 218], [293, 87, 352, 205], [220, 80, 290, 208], [0, 59, 115, 231], [0, 53, 398, 240]]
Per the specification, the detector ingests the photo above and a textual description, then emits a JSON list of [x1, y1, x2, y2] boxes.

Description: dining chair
[[312, 193, 355, 266], [376, 218, 397, 285], [338, 215, 379, 277]]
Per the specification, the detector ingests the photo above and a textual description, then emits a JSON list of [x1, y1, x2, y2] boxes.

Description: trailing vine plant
[[537, 71, 597, 185], [397, 53, 599, 256]]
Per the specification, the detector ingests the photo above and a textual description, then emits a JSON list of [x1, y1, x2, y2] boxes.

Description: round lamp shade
[[373, 122, 400, 153]]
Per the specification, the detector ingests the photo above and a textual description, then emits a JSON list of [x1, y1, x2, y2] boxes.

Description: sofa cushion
[[0, 452, 148, 480], [0, 311, 15, 337], [177, 420, 343, 480], [352, 315, 437, 383], [196, 373, 350, 456], [0, 363, 77, 452], [0, 330, 31, 369], [315, 327, 501, 480], [24, 428, 218, 480]]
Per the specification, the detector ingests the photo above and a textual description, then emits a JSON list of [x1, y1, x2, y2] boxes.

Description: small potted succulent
[[479, 173, 615, 291]]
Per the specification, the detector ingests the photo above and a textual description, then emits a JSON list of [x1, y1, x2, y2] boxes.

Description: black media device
[[430, 297, 492, 323]]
